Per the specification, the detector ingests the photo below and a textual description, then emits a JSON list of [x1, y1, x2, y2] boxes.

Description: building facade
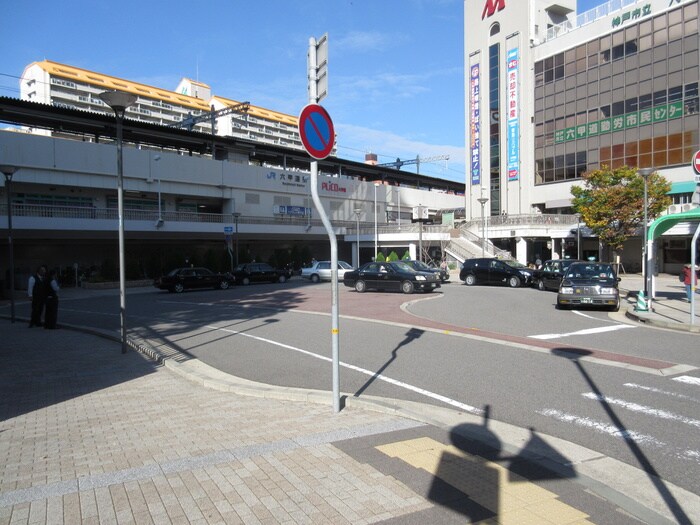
[[465, 0, 699, 269]]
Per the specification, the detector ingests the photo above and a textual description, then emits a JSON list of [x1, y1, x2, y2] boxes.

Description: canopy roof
[[648, 207, 700, 239]]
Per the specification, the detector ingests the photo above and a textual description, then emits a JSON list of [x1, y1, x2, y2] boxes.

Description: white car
[[301, 261, 354, 283]]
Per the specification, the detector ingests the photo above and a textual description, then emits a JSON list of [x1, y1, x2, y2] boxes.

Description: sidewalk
[[619, 273, 700, 333]]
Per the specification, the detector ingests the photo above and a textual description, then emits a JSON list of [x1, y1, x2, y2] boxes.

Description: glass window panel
[[600, 146, 611, 162], [654, 14, 667, 31], [625, 96, 638, 113], [638, 49, 652, 66], [654, 29, 667, 46], [565, 61, 576, 76], [639, 93, 652, 109], [612, 144, 624, 159], [668, 71, 682, 88], [565, 49, 576, 62], [668, 7, 682, 25], [625, 140, 638, 155], [668, 133, 683, 149], [685, 17, 698, 35], [684, 35, 699, 53], [653, 90, 667, 105], [611, 158, 624, 168], [654, 60, 667, 76], [639, 138, 652, 154], [669, 85, 683, 101], [555, 53, 564, 66], [639, 19, 652, 36], [653, 45, 667, 61], [668, 23, 682, 41], [535, 61, 544, 74], [612, 30, 624, 46], [588, 53, 599, 67], [588, 39, 599, 53], [653, 151, 667, 166], [625, 70, 638, 86], [638, 153, 653, 167], [639, 35, 653, 51], [668, 149, 683, 165], [668, 39, 682, 58]]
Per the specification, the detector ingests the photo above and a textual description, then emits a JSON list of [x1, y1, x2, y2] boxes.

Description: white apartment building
[[20, 60, 305, 150], [464, 0, 699, 271]]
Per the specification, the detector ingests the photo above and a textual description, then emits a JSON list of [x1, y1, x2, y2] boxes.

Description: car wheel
[[355, 280, 366, 293], [508, 276, 521, 288], [311, 274, 320, 283], [278, 275, 287, 283], [556, 302, 568, 310], [401, 280, 414, 294], [174, 283, 184, 293], [242, 277, 250, 286], [537, 280, 545, 291], [464, 274, 476, 286], [610, 300, 620, 312], [219, 280, 230, 290]]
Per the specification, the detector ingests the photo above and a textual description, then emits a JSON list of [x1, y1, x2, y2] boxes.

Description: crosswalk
[[538, 375, 700, 465]]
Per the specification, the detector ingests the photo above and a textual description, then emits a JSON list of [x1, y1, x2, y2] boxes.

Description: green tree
[[375, 252, 386, 262], [387, 250, 399, 261], [402, 250, 411, 260], [571, 165, 671, 254]]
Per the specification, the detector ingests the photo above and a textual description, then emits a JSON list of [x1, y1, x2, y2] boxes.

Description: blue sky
[[1, 0, 605, 183]]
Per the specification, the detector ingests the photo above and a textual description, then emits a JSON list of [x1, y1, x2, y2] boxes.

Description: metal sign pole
[[307, 36, 340, 413]]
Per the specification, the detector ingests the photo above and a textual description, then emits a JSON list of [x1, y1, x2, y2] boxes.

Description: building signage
[[482, 0, 505, 19], [554, 101, 684, 144], [321, 181, 347, 193], [274, 205, 310, 217], [266, 170, 308, 188], [506, 47, 519, 182], [469, 64, 481, 186], [612, 4, 651, 28]]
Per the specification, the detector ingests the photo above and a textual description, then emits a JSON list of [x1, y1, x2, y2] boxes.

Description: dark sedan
[[556, 262, 621, 311], [534, 259, 582, 291], [343, 261, 441, 294], [459, 258, 534, 287], [231, 262, 291, 285], [402, 260, 450, 282], [154, 267, 232, 293]]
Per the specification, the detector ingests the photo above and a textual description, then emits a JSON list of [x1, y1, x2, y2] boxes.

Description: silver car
[[301, 260, 354, 283]]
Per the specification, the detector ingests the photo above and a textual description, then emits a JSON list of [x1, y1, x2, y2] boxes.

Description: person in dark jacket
[[44, 269, 60, 329], [27, 265, 48, 327]]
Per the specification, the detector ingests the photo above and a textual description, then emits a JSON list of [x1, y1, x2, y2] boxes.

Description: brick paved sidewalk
[[0, 323, 429, 524]]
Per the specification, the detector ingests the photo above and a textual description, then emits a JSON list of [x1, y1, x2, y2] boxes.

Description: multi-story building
[[20, 60, 305, 150], [464, 0, 699, 271]]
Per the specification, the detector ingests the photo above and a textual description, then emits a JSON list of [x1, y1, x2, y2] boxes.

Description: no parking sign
[[298, 104, 335, 160]]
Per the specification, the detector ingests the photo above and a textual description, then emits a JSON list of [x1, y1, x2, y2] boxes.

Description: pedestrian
[[27, 265, 48, 327], [681, 263, 699, 302], [44, 269, 60, 329]]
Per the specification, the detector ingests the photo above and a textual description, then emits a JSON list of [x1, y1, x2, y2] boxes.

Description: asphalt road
[[53, 279, 700, 498]]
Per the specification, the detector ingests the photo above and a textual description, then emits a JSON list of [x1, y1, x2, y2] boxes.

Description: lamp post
[[638, 167, 654, 300], [354, 208, 362, 267], [1, 165, 17, 323], [477, 197, 489, 257], [99, 90, 137, 354], [577, 214, 582, 260], [232, 212, 241, 267], [374, 182, 380, 260]]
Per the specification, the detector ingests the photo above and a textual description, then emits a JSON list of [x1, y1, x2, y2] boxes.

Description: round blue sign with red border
[[298, 104, 335, 160]]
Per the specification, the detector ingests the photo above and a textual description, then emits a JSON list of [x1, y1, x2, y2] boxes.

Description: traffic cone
[[635, 290, 648, 312]]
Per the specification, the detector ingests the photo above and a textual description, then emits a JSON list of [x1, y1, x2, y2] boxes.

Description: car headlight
[[560, 287, 574, 294], [600, 287, 616, 294], [415, 275, 426, 281]]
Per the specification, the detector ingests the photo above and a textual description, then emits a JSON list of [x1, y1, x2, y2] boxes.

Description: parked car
[[459, 258, 534, 287], [402, 260, 450, 282], [556, 262, 621, 311], [154, 267, 233, 293], [343, 261, 441, 294], [231, 262, 290, 285], [301, 260, 354, 283], [533, 259, 582, 291]]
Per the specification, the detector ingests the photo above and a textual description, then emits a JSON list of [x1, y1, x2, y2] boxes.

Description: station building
[[464, 0, 699, 271]]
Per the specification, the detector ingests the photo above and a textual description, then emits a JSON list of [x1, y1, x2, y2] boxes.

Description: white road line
[[537, 409, 665, 446], [582, 392, 700, 429], [530, 324, 636, 340], [205, 324, 484, 416], [624, 383, 700, 404], [673, 376, 700, 387], [572, 310, 619, 323]]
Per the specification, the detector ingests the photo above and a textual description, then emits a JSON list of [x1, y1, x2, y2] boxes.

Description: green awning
[[648, 207, 700, 239], [669, 181, 697, 194]]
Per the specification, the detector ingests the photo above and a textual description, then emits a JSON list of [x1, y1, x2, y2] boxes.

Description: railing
[[461, 213, 580, 231], [543, 0, 640, 43], [458, 229, 512, 259]]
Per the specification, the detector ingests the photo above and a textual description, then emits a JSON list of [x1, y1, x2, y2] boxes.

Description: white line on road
[[582, 392, 700, 428], [624, 383, 700, 404], [205, 324, 484, 416], [529, 323, 636, 340], [673, 376, 700, 387]]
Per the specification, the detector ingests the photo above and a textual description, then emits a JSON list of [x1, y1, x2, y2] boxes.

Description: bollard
[[635, 290, 648, 312]]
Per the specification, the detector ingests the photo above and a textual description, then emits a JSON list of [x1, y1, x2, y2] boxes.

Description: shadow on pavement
[[552, 347, 693, 525]]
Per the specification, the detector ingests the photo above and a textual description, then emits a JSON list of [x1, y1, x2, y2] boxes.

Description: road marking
[[572, 310, 619, 323], [624, 383, 700, 404], [205, 325, 483, 416], [673, 376, 700, 387], [376, 437, 591, 523], [529, 324, 635, 340], [582, 393, 700, 429]]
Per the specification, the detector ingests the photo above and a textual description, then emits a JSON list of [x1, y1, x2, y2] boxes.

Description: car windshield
[[410, 261, 431, 271], [339, 261, 353, 269], [167, 268, 181, 276], [504, 260, 527, 269], [565, 263, 615, 279], [392, 261, 416, 273]]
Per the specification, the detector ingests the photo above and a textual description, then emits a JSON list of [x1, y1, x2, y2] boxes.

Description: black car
[[459, 258, 534, 287], [556, 262, 621, 311], [231, 262, 291, 285], [154, 267, 232, 293], [402, 260, 450, 282], [343, 261, 441, 294], [533, 259, 582, 291]]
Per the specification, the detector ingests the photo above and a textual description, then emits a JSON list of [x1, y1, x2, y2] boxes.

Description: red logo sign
[[482, 0, 505, 19]]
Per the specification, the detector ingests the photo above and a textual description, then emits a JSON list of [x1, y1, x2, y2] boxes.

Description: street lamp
[[577, 214, 582, 260], [477, 197, 489, 257], [232, 212, 241, 267], [99, 90, 137, 354], [374, 182, 380, 260], [1, 165, 17, 323], [354, 208, 362, 267], [638, 167, 654, 300]]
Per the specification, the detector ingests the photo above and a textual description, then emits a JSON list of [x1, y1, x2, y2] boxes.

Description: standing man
[[27, 265, 48, 327]]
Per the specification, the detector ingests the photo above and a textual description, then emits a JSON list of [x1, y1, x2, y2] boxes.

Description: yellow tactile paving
[[376, 437, 595, 525]]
